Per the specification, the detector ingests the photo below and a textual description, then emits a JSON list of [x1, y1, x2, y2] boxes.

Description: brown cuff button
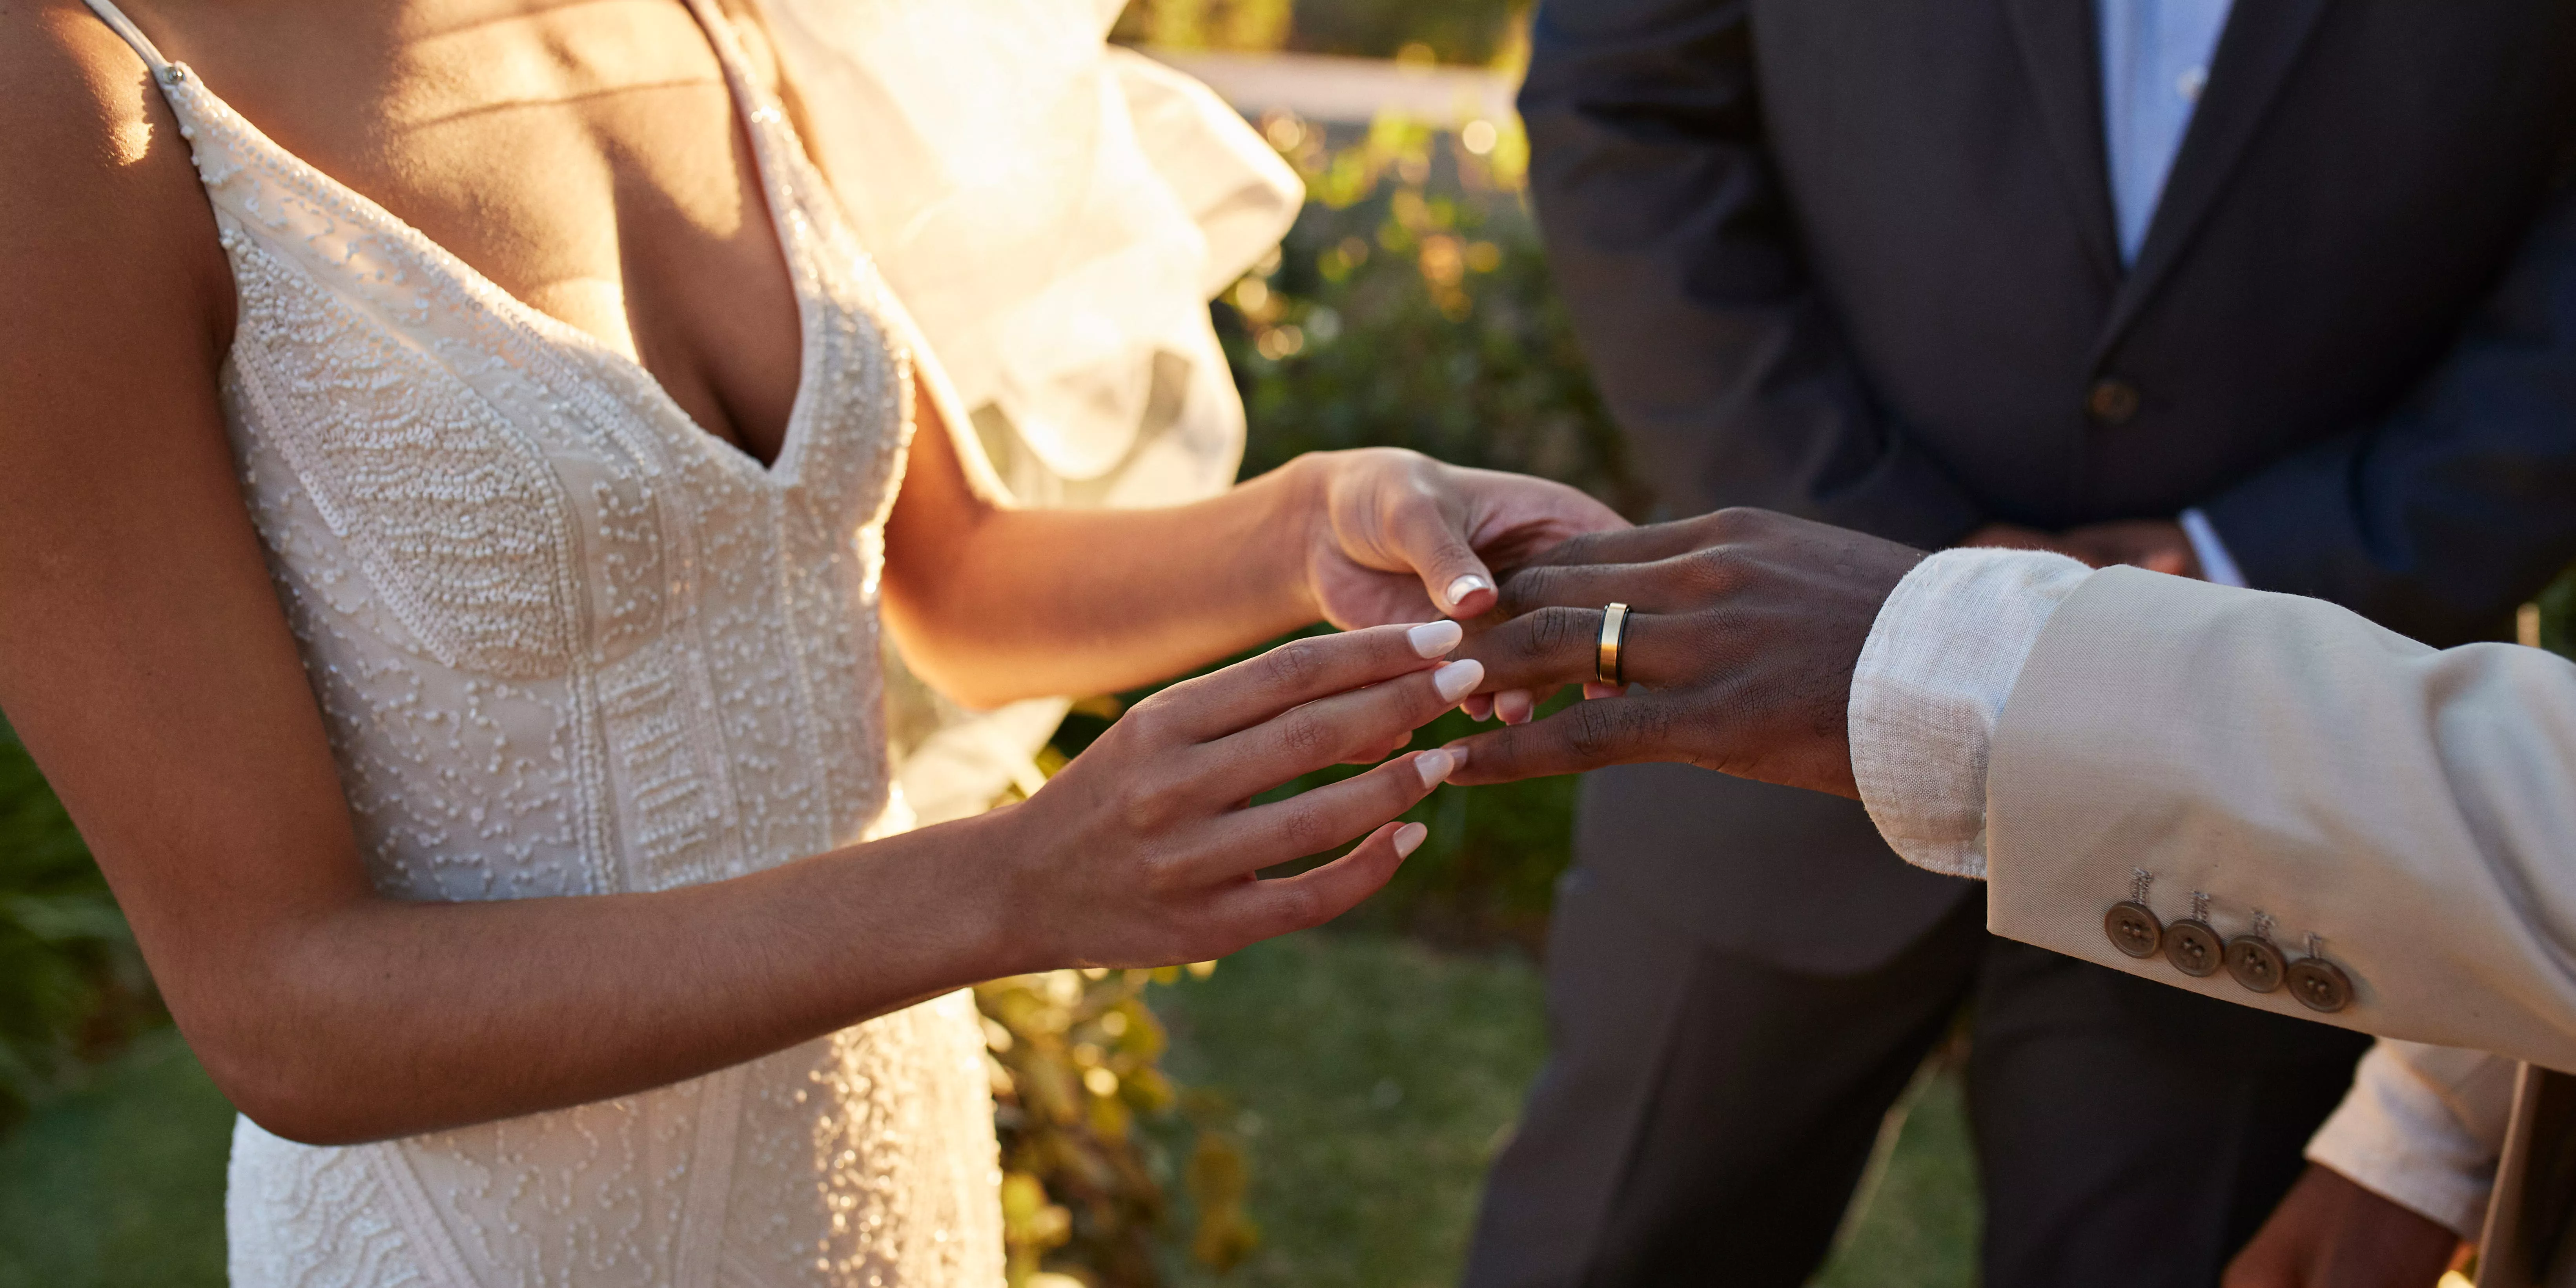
[[2224, 936, 2287, 993], [2287, 957, 2354, 1013], [2105, 901, 2163, 958], [2164, 919, 2223, 977]]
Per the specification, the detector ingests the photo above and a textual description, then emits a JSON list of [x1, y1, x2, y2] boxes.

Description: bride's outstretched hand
[[1297, 448, 1627, 629], [985, 620, 1485, 970], [1441, 509, 1927, 797]]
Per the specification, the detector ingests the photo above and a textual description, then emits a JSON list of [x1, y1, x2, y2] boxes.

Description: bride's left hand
[[1299, 448, 1628, 629]]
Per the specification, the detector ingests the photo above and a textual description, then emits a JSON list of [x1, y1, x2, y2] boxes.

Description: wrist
[[1266, 452, 1336, 623]]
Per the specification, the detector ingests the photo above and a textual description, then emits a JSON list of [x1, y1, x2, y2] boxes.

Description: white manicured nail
[[1393, 822, 1429, 857], [1445, 574, 1491, 608], [1415, 748, 1456, 789], [1432, 659, 1484, 703], [1407, 620, 1464, 658]]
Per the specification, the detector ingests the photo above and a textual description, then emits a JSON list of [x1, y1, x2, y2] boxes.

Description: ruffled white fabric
[[761, 0, 1303, 822]]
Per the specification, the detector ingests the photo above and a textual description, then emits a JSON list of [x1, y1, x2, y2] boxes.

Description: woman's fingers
[[1150, 621, 1460, 743], [1377, 482, 1500, 617], [1186, 745, 1460, 883], [1195, 659, 1481, 804], [1441, 693, 1687, 784], [1217, 819, 1429, 944]]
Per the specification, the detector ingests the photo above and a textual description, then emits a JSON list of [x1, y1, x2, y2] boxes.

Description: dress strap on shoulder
[[77, 0, 178, 78]]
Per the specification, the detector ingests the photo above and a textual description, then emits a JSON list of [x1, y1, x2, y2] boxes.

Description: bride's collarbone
[[113, 0, 809, 462]]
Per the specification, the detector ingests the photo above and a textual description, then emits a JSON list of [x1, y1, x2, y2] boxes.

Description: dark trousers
[[1462, 871, 2372, 1288]]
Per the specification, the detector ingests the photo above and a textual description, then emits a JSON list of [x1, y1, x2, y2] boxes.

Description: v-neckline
[[157, 1, 822, 485]]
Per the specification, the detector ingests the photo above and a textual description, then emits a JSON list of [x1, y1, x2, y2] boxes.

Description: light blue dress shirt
[[2095, 0, 2247, 584]]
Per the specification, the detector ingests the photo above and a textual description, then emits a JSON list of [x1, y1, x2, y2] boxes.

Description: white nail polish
[[1415, 748, 1455, 789], [1445, 574, 1491, 608], [1394, 822, 1429, 858], [1407, 620, 1464, 658], [1432, 659, 1484, 702]]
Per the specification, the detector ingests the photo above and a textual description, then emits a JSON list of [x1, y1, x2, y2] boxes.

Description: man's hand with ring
[[1445, 509, 1927, 795]]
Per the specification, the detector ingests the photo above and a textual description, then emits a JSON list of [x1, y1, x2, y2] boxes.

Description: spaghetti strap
[[76, 0, 177, 79]]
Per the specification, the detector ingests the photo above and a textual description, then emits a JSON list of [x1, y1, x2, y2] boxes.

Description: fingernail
[[1415, 747, 1456, 788], [1445, 743, 1469, 770], [1407, 620, 1464, 658], [1394, 822, 1429, 858], [1433, 658, 1484, 702], [1496, 689, 1533, 724], [1445, 574, 1491, 609]]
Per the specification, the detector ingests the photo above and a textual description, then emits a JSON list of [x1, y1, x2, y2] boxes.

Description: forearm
[[884, 455, 1321, 707], [1983, 569, 2576, 1066], [186, 812, 1021, 1146]]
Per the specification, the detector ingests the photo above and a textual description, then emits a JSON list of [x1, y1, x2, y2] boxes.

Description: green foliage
[[1115, 0, 1529, 65], [0, 719, 158, 1131], [979, 965, 1258, 1287]]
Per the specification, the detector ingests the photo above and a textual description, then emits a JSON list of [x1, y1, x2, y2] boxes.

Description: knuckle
[[1277, 801, 1335, 857], [1498, 565, 1558, 616], [1565, 702, 1621, 759], [1261, 638, 1328, 692], [1520, 606, 1587, 661], [1118, 696, 1173, 743], [1269, 882, 1325, 932], [1275, 709, 1335, 758]]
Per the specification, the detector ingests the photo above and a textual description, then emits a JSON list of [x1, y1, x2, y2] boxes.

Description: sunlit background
[[10, 2, 2572, 1286]]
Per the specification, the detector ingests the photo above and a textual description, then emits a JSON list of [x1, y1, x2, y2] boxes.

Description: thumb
[[1384, 495, 1497, 618]]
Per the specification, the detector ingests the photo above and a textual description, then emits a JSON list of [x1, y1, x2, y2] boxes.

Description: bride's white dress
[[79, 0, 1007, 1281]]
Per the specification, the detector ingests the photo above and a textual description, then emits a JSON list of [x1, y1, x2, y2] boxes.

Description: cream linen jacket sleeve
[[1849, 550, 2576, 1231]]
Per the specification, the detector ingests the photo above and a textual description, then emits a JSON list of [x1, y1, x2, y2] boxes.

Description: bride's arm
[[0, 17, 1474, 1147], [880, 395, 1625, 709]]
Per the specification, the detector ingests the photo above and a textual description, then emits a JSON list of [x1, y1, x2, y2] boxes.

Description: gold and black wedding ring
[[1596, 603, 1630, 687]]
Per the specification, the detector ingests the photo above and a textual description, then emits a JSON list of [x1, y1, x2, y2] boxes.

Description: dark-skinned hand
[[1962, 517, 2201, 578], [1441, 508, 1927, 794], [2222, 1164, 2466, 1288]]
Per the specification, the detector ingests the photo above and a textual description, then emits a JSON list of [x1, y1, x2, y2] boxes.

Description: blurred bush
[[978, 964, 1259, 1288], [0, 718, 160, 1132], [1116, 0, 1530, 66]]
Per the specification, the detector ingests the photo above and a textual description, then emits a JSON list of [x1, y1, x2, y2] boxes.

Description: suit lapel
[[2094, 0, 2334, 359], [2001, 0, 2123, 284]]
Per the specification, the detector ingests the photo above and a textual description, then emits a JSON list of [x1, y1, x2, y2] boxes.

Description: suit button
[[2104, 901, 2163, 958], [2287, 957, 2354, 1013], [2086, 377, 2142, 425], [2164, 918, 2223, 976], [2225, 936, 2287, 993]]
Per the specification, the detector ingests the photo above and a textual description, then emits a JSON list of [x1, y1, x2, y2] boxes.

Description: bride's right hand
[[986, 620, 1481, 971]]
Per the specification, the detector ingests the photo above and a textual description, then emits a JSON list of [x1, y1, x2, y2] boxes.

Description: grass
[[0, 932, 1980, 1288], [0, 1029, 231, 1288]]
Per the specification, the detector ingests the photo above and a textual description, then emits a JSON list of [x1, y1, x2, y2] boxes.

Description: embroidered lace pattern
[[99, 4, 1004, 1282]]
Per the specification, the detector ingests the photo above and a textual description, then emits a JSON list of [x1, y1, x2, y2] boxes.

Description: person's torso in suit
[[1535, 0, 2576, 971]]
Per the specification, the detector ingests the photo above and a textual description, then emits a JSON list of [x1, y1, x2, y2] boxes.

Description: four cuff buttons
[[2099, 898, 2351, 1013]]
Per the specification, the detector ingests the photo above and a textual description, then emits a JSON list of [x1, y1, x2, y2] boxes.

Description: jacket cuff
[[1849, 548, 2095, 879], [2305, 1040, 2516, 1239]]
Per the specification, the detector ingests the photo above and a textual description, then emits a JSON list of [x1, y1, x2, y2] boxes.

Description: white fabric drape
[[759, 0, 1304, 820]]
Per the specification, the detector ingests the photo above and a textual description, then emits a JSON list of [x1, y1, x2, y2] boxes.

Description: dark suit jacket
[[1523, 0, 2576, 972]]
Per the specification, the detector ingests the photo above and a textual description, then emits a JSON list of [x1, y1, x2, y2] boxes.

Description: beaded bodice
[[81, 0, 1006, 1282]]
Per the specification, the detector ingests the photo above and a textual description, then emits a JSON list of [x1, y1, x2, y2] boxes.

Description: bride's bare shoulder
[[0, 0, 231, 342]]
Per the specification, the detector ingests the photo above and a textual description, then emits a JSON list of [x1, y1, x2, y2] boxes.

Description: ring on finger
[[1596, 603, 1630, 687]]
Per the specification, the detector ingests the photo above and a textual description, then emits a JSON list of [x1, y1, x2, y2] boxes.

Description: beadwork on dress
[[90, 0, 1007, 1280]]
